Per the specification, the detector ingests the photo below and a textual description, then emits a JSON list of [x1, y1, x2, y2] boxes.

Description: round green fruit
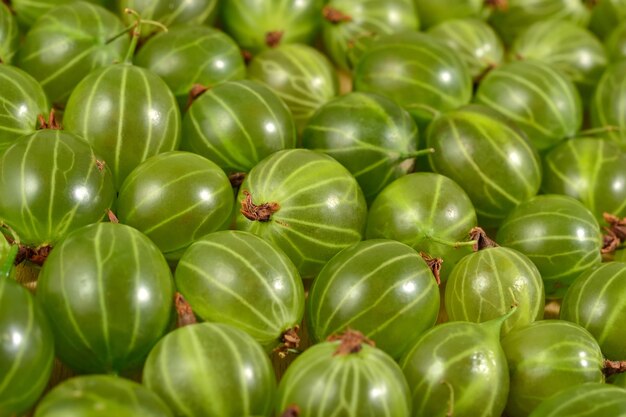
[[589, 0, 626, 40], [529, 383, 626, 417], [11, 0, 109, 28], [591, 61, 626, 149], [605, 22, 626, 62], [0, 3, 18, 64], [412, 0, 485, 29]]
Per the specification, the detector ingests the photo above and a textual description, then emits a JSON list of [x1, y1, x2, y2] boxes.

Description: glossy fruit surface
[[0, 3, 18, 64], [591, 61, 626, 149], [307, 239, 439, 359], [446, 246, 544, 334], [175, 230, 304, 350], [235, 149, 367, 278], [427, 104, 541, 227], [64, 63, 181, 189], [560, 262, 626, 361], [302, 92, 419, 203], [181, 80, 296, 174], [276, 334, 411, 417], [34, 375, 173, 417], [605, 21, 626, 62], [143, 322, 276, 417], [497, 195, 602, 299], [413, 0, 484, 29], [11, 0, 108, 28], [0, 65, 48, 155], [366, 172, 476, 281], [117, 151, 234, 261], [501, 320, 605, 417], [528, 383, 626, 417], [135, 26, 245, 109], [37, 223, 175, 373], [589, 0, 626, 40], [17, 2, 129, 105], [475, 60, 582, 150], [0, 130, 116, 247]]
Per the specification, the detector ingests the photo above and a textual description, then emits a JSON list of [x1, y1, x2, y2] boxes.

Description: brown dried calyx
[[327, 329, 375, 356], [228, 172, 246, 188], [602, 213, 626, 254], [240, 191, 280, 222], [603, 360, 626, 377], [273, 326, 301, 358], [323, 6, 352, 24], [280, 405, 301, 417], [37, 109, 62, 130], [469, 227, 499, 251], [175, 292, 197, 327], [4, 234, 51, 267], [485, 0, 509, 11], [186, 84, 210, 111], [265, 31, 284, 48], [420, 252, 443, 285]]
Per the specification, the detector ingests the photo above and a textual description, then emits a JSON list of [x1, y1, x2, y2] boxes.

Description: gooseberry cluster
[[1, 0, 626, 416]]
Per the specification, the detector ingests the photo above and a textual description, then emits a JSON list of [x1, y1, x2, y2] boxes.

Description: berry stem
[[327, 329, 375, 356], [240, 191, 280, 222]]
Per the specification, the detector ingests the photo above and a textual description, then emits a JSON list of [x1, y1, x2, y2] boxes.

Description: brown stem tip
[[37, 109, 62, 130], [186, 83, 210, 111], [420, 252, 443, 286], [240, 191, 280, 222], [604, 213, 626, 241], [327, 329, 375, 356], [603, 359, 626, 377], [107, 209, 119, 224], [6, 235, 51, 267], [229, 172, 246, 188], [265, 31, 284, 48], [469, 227, 499, 251], [485, 0, 509, 11], [280, 405, 301, 417], [323, 6, 352, 24], [175, 292, 197, 327], [274, 326, 301, 358]]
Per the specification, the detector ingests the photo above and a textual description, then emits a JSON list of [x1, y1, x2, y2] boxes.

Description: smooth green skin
[[235, 149, 367, 279], [446, 247, 545, 335], [34, 375, 173, 417], [0, 130, 115, 247], [427, 18, 504, 80], [606, 22, 626, 62], [175, 230, 305, 350], [64, 63, 181, 190], [611, 373, 626, 388], [0, 4, 19, 64], [277, 340, 411, 417], [488, 0, 590, 45], [400, 315, 510, 417], [181, 80, 297, 174], [221, 0, 324, 54], [501, 320, 605, 417], [143, 323, 276, 417], [590, 0, 626, 40], [322, 0, 419, 71], [0, 65, 48, 156], [11, 0, 108, 28], [117, 151, 233, 261], [510, 21, 608, 102], [427, 104, 541, 227], [17, 2, 129, 106], [542, 137, 626, 220], [529, 383, 626, 417], [591, 61, 626, 149], [475, 60, 583, 151], [561, 262, 626, 361], [302, 92, 419, 204], [307, 239, 439, 360], [37, 223, 175, 373], [135, 26, 245, 110], [248, 44, 338, 133], [497, 195, 602, 299], [0, 278, 54, 417], [413, 0, 484, 29], [354, 32, 472, 131], [366, 172, 476, 282]]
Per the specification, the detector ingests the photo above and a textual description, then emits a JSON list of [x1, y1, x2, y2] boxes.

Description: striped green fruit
[[365, 172, 477, 282], [307, 239, 439, 360], [11, 0, 109, 28], [248, 44, 339, 133], [412, 0, 485, 29], [542, 137, 626, 221], [321, 0, 419, 71], [175, 230, 305, 351], [135, 26, 245, 110], [276, 331, 411, 417], [354, 31, 472, 130], [497, 194, 603, 299], [561, 262, 626, 361], [510, 21, 608, 102], [446, 246, 545, 335], [0, 273, 54, 417], [589, 0, 626, 40], [37, 223, 175, 373], [143, 322, 276, 417], [427, 18, 504, 80], [235, 149, 367, 279], [0, 3, 18, 64], [302, 92, 420, 203], [427, 104, 541, 227], [34, 375, 173, 417], [488, 0, 590, 45], [0, 65, 48, 156], [221, 0, 324, 54], [181, 80, 297, 175], [400, 312, 512, 417], [17, 2, 129, 106], [117, 151, 234, 262], [591, 61, 626, 149], [475, 60, 582, 151], [605, 22, 626, 62], [0, 130, 116, 248], [63, 60, 181, 190], [501, 320, 606, 417], [529, 383, 626, 417]]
